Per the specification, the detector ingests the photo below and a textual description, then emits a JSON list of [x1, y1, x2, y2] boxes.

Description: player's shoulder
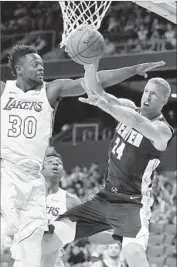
[[66, 192, 81, 209], [152, 115, 174, 145], [159, 115, 174, 132], [58, 187, 68, 195], [0, 81, 6, 97], [153, 114, 174, 134], [0, 81, 5, 87], [46, 78, 73, 106]]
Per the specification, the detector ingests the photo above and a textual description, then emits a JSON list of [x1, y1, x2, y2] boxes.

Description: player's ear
[[162, 96, 168, 105], [15, 65, 22, 75]]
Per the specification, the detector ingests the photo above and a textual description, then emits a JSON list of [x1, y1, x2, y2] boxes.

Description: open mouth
[[144, 101, 150, 107], [52, 167, 59, 173], [37, 74, 44, 79]]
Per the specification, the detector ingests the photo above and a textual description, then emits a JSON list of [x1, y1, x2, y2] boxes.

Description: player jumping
[[76, 64, 174, 267], [37, 63, 173, 267]]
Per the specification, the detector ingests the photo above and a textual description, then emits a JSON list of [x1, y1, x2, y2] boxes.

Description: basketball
[[66, 26, 105, 65]]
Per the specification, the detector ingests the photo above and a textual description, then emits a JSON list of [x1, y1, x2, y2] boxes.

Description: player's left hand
[[81, 63, 104, 101], [136, 61, 166, 78]]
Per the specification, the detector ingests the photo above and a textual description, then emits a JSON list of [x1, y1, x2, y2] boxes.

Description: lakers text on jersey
[[1, 80, 54, 167]]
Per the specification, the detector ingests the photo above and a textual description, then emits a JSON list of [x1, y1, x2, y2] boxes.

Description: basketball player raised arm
[[42, 61, 166, 107], [0, 44, 165, 108], [79, 64, 172, 151]]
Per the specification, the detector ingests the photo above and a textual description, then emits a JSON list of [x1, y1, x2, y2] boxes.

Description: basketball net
[[58, 1, 112, 48]]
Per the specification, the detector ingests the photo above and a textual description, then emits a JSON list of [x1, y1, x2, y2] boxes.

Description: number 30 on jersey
[[8, 115, 37, 138], [112, 137, 125, 160]]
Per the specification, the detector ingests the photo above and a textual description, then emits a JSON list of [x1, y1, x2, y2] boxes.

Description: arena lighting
[[171, 93, 177, 98], [133, 1, 177, 24]]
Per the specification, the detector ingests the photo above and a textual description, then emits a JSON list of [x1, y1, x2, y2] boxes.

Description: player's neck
[[16, 78, 41, 92], [47, 183, 60, 195], [141, 110, 161, 121]]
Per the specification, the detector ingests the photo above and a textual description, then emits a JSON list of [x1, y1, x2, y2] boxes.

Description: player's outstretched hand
[[136, 61, 166, 78], [79, 94, 107, 106]]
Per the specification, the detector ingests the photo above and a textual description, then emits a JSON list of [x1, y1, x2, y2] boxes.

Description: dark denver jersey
[[106, 113, 174, 194]]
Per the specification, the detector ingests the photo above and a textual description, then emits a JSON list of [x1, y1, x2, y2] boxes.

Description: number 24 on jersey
[[112, 137, 125, 160]]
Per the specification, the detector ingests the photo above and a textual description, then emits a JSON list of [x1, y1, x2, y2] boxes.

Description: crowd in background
[[1, 164, 176, 267], [151, 172, 176, 225], [1, 2, 176, 266], [1, 1, 176, 63]]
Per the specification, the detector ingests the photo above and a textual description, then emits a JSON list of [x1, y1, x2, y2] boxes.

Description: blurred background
[[1, 1, 176, 267]]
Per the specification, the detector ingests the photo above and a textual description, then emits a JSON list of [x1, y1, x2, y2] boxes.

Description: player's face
[[18, 53, 44, 86], [141, 82, 165, 116], [42, 156, 64, 182], [107, 243, 121, 258]]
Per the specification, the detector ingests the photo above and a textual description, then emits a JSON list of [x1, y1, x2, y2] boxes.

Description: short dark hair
[[45, 146, 63, 164], [8, 44, 38, 77]]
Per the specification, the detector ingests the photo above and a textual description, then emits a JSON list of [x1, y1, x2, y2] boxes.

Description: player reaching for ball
[[0, 43, 165, 267], [74, 64, 174, 267]]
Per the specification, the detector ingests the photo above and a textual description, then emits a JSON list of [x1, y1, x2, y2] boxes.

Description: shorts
[[1, 159, 48, 242], [60, 189, 151, 250]]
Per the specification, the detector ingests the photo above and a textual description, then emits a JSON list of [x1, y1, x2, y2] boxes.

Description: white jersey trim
[[137, 158, 160, 249], [123, 158, 160, 250]]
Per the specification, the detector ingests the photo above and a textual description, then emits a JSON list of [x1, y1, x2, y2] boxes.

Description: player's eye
[[46, 160, 53, 164]]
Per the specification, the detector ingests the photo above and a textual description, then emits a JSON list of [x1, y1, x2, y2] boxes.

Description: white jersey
[[11, 188, 67, 261], [47, 188, 67, 224], [1, 80, 54, 167]]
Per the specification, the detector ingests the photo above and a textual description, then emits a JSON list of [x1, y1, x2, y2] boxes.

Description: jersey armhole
[[43, 82, 54, 111]]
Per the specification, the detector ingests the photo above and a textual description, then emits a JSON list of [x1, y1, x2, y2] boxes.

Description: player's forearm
[[97, 99, 138, 128], [63, 65, 138, 97], [97, 65, 138, 88], [101, 91, 124, 106], [97, 99, 160, 141], [92, 71, 122, 104]]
